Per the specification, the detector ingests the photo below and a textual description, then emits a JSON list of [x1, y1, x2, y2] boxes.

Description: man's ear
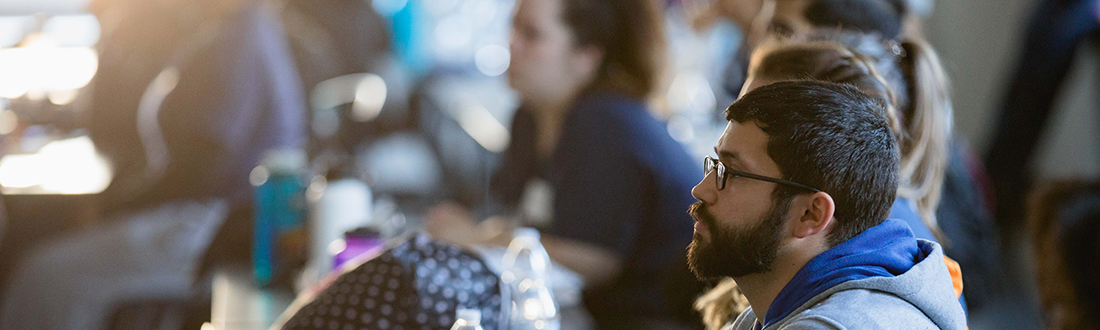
[[792, 191, 835, 239]]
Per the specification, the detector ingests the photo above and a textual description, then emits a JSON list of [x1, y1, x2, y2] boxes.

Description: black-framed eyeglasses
[[704, 156, 821, 193]]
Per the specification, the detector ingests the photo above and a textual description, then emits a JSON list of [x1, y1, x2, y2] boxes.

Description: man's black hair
[[726, 80, 899, 246]]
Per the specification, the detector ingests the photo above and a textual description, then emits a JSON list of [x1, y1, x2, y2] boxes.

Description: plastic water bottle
[[309, 177, 372, 272], [501, 228, 560, 330], [450, 308, 485, 330], [252, 148, 308, 287]]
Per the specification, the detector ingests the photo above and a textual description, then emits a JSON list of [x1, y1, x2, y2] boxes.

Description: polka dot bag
[[280, 234, 505, 330]]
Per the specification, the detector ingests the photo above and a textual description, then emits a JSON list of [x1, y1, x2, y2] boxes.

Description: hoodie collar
[[759, 219, 923, 328]]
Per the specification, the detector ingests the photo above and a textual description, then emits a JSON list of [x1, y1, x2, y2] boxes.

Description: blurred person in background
[[754, 0, 916, 85], [684, 0, 928, 97], [426, 0, 700, 327], [1028, 180, 1100, 330], [0, 0, 307, 328], [985, 0, 1100, 242], [689, 80, 965, 330], [686, 0, 1003, 316]]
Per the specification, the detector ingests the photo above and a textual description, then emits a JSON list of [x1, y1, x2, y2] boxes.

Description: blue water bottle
[[252, 148, 308, 287]]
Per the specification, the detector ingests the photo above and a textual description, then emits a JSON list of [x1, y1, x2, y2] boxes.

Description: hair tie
[[886, 40, 907, 58]]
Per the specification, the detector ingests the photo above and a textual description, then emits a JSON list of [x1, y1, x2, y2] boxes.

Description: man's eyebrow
[[714, 146, 752, 171], [714, 147, 738, 162]]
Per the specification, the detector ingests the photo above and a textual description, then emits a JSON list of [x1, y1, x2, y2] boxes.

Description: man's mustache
[[689, 201, 718, 230]]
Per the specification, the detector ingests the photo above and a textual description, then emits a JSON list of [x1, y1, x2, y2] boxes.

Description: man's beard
[[686, 196, 792, 280]]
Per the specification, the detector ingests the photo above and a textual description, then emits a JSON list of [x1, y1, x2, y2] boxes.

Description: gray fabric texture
[[728, 240, 966, 330]]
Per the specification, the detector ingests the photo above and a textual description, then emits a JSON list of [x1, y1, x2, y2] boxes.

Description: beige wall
[[927, 0, 1100, 179]]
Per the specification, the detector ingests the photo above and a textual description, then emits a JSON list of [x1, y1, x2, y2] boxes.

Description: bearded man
[[687, 80, 966, 330]]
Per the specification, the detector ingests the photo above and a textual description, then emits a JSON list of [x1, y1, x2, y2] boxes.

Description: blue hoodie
[[889, 199, 969, 314], [732, 219, 967, 330]]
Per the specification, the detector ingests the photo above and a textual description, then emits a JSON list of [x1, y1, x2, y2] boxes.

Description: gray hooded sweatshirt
[[727, 239, 967, 330]]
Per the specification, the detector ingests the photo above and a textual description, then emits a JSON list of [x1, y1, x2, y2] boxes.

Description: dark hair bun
[[805, 0, 905, 39]]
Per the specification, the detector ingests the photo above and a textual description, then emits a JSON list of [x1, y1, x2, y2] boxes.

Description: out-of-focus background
[[2, 0, 1094, 202], [0, 0, 1095, 329], [928, 0, 1099, 180]]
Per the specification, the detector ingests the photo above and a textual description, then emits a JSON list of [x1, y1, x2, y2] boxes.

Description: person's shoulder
[[562, 92, 696, 174], [574, 92, 647, 112], [568, 92, 653, 128], [564, 93, 661, 145], [782, 289, 937, 329]]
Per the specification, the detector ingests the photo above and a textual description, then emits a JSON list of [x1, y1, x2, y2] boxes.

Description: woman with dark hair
[[427, 0, 699, 327]]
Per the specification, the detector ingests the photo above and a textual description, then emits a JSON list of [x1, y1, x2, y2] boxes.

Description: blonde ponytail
[[896, 38, 952, 244]]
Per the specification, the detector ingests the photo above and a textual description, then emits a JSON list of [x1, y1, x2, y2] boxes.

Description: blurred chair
[[279, 0, 391, 94], [308, 73, 443, 209], [412, 73, 517, 212]]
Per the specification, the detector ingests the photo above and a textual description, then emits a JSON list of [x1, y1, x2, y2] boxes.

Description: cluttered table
[[208, 235, 595, 330], [0, 134, 595, 330]]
